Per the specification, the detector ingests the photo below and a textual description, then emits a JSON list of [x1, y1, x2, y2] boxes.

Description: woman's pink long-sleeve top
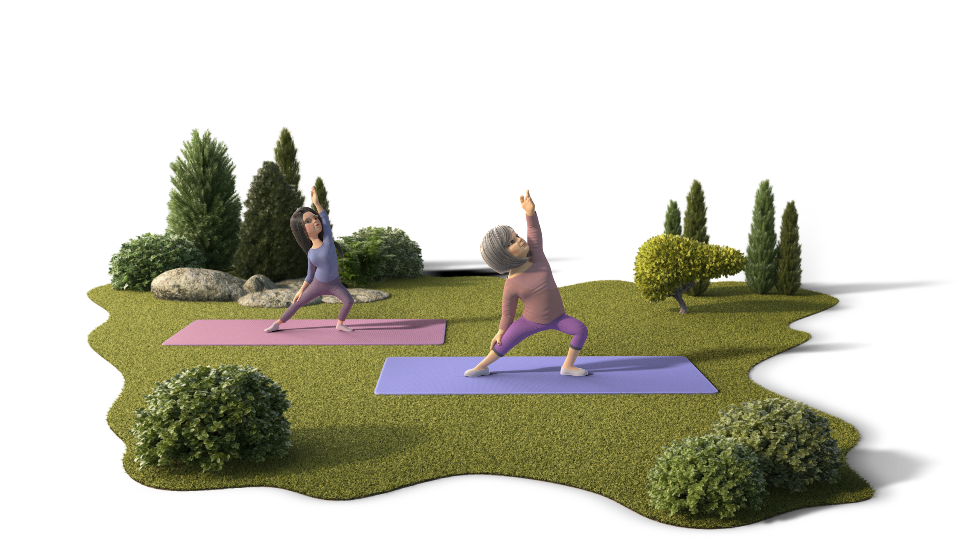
[[499, 211, 566, 331]]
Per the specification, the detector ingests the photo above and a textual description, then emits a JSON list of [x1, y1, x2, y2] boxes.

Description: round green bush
[[710, 397, 843, 493], [647, 433, 767, 519], [335, 231, 382, 288], [130, 364, 292, 473], [108, 232, 205, 292], [337, 226, 423, 287]]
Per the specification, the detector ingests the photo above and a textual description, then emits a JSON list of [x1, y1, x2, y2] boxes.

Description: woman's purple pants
[[279, 277, 354, 322], [491, 313, 588, 357]]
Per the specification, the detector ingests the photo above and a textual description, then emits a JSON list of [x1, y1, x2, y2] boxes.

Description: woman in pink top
[[465, 190, 589, 377]]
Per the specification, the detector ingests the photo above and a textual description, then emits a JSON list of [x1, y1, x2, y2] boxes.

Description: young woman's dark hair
[[290, 207, 343, 260]]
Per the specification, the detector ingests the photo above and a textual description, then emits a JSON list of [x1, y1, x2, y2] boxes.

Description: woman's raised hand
[[311, 187, 325, 213], [520, 189, 535, 215]]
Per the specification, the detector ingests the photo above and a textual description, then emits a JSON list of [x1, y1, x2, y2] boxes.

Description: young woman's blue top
[[304, 210, 339, 283]]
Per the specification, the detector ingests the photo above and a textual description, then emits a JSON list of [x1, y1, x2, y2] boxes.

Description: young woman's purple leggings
[[279, 277, 354, 322], [491, 313, 588, 357]]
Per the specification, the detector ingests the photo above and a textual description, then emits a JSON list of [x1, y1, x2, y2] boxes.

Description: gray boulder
[[238, 286, 392, 308], [151, 268, 246, 302], [244, 274, 277, 294]]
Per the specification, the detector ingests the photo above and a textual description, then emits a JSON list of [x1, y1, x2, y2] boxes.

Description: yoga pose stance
[[466, 190, 589, 377]]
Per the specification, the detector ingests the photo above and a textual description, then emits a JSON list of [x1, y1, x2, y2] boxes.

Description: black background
[[79, 118, 887, 533]]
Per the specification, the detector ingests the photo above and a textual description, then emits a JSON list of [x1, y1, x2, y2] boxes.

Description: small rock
[[244, 274, 277, 294]]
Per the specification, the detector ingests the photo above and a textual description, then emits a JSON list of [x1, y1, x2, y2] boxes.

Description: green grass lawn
[[87, 276, 873, 528]]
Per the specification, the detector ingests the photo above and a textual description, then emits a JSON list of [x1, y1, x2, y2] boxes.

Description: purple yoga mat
[[374, 356, 717, 394], [163, 319, 717, 395]]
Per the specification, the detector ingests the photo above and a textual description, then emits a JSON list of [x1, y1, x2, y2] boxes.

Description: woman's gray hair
[[480, 225, 529, 274]]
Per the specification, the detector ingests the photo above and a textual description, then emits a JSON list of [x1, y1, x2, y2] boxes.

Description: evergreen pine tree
[[232, 161, 307, 281], [166, 129, 243, 272], [309, 175, 343, 259], [310, 175, 344, 260], [274, 128, 303, 201], [683, 180, 711, 296], [774, 201, 802, 295], [745, 180, 778, 294], [664, 200, 682, 236]]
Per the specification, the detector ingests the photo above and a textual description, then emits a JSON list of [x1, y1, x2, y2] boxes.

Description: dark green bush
[[646, 398, 843, 519], [647, 433, 767, 519], [108, 232, 205, 292], [131, 364, 292, 473], [710, 397, 842, 493], [337, 226, 423, 287], [336, 232, 384, 288], [364, 226, 424, 281]]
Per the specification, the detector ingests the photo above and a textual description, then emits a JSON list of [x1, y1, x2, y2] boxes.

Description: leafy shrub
[[634, 235, 745, 303], [337, 226, 423, 287], [646, 398, 844, 520], [710, 397, 842, 493], [131, 364, 292, 473], [108, 232, 205, 292], [336, 232, 384, 288], [647, 433, 767, 519]]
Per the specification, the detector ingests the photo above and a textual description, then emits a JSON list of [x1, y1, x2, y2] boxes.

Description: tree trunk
[[672, 282, 695, 314]]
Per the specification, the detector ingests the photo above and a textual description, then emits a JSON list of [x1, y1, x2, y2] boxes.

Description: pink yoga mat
[[162, 319, 447, 346]]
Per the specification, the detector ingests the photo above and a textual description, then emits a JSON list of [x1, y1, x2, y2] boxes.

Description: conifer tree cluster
[[161, 127, 349, 281], [660, 179, 804, 297], [661, 181, 711, 296]]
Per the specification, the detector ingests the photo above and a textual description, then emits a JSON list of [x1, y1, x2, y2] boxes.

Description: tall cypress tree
[[683, 180, 711, 296], [661, 197, 683, 236], [775, 201, 802, 295], [166, 129, 243, 271], [232, 161, 306, 281], [745, 179, 778, 294], [274, 128, 303, 201], [308, 176, 337, 238]]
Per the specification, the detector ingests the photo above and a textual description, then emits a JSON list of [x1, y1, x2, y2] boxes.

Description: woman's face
[[506, 229, 529, 259], [302, 213, 322, 241]]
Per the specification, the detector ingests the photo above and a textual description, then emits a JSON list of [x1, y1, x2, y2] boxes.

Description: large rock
[[151, 268, 246, 302], [150, 270, 391, 306]]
